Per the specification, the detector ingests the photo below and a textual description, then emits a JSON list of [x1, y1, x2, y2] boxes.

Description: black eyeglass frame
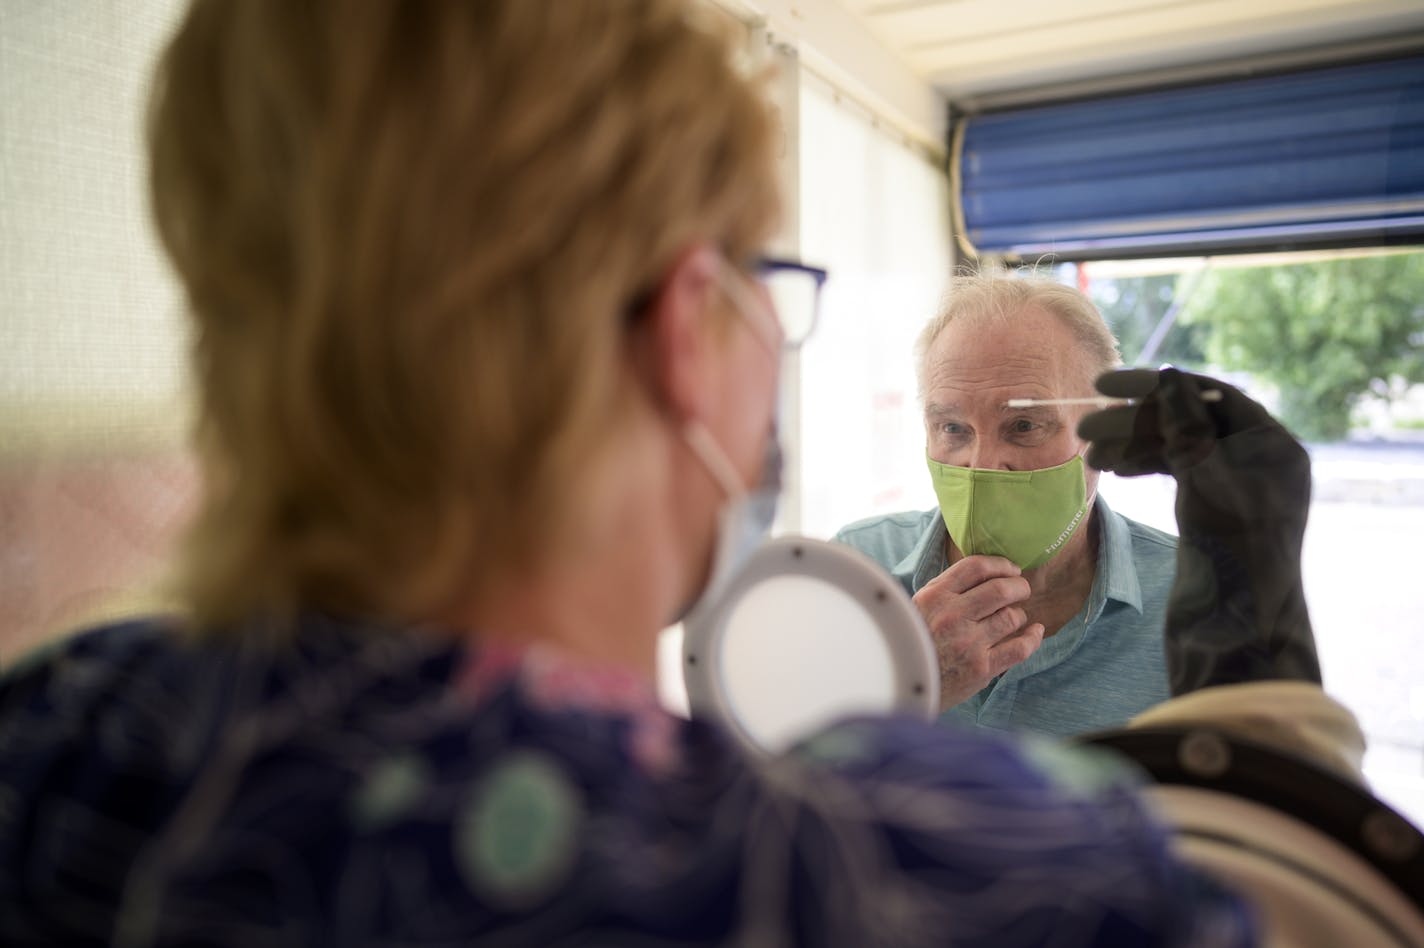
[[749, 256, 829, 348]]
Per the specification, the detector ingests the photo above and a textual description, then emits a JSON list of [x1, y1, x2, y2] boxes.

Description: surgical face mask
[[678, 422, 782, 622], [926, 452, 1089, 570]]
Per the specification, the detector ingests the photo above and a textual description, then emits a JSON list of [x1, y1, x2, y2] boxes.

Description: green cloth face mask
[[926, 453, 1090, 570]]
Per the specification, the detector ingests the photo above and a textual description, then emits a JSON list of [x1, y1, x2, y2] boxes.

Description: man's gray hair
[[915, 272, 1123, 401]]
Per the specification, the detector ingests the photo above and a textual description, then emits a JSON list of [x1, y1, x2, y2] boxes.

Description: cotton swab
[[1005, 390, 1223, 409]]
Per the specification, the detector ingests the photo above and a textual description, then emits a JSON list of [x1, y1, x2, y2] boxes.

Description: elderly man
[[836, 273, 1176, 736]]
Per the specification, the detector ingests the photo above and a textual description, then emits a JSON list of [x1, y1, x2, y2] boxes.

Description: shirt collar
[[1093, 494, 1145, 615], [902, 516, 950, 592]]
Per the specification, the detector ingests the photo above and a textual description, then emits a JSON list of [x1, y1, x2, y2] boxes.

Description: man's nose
[[968, 445, 1015, 471]]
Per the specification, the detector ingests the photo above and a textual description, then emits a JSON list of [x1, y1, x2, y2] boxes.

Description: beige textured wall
[[1, 2, 194, 662]]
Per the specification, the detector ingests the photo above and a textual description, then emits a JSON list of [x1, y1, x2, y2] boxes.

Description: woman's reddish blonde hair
[[148, 0, 781, 629]]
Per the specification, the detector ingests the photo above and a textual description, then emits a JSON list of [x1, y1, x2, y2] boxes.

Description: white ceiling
[[835, 0, 1424, 108]]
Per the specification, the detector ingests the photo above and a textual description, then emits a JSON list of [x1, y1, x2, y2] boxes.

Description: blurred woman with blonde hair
[[0, 2, 1255, 945]]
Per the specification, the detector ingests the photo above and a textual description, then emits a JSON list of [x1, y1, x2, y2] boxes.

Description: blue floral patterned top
[[0, 616, 1255, 946]]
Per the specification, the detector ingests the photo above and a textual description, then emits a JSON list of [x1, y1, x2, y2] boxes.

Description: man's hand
[[913, 555, 1045, 711], [1078, 367, 1322, 695]]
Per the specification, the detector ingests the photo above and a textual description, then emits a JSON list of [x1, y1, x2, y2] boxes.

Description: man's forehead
[[927, 308, 1091, 392], [931, 305, 1063, 349], [925, 398, 1059, 418]]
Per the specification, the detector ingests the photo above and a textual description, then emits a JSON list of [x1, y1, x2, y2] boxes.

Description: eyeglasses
[[626, 255, 828, 351], [751, 257, 828, 350]]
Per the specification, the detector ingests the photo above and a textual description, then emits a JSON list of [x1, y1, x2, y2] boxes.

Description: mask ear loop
[[1074, 442, 1101, 511], [684, 421, 746, 502]]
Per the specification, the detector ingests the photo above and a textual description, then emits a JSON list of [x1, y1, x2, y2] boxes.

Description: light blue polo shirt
[[833, 496, 1176, 738]]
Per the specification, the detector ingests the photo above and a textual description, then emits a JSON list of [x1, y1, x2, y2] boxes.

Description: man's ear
[[629, 243, 723, 423]]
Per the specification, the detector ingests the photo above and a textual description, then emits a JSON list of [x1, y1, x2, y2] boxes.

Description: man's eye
[[1011, 419, 1038, 433], [940, 423, 966, 436]]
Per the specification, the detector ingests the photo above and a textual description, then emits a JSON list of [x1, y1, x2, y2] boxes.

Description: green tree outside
[[1088, 272, 1209, 369], [1179, 252, 1424, 441]]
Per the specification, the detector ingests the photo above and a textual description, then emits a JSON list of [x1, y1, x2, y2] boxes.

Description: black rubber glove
[[1077, 367, 1322, 696]]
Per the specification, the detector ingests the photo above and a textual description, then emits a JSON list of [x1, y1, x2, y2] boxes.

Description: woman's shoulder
[[0, 623, 1254, 947]]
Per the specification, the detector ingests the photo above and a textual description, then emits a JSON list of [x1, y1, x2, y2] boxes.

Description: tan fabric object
[[1130, 681, 1367, 786]]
